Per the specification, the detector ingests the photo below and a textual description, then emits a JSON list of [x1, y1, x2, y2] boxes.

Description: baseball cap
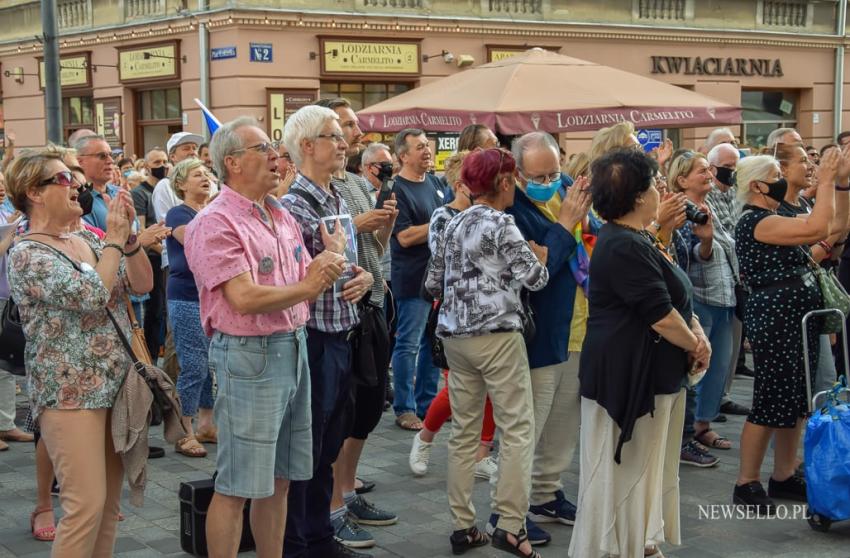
[[166, 132, 204, 154]]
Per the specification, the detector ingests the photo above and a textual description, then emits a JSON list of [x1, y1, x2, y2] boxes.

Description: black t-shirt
[[131, 182, 157, 227], [580, 223, 693, 462], [390, 174, 448, 298]]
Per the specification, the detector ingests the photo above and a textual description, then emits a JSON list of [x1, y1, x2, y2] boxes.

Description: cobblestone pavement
[[1, 373, 849, 558]]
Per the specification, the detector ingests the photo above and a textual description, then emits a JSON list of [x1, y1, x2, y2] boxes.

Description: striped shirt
[[334, 172, 385, 307], [282, 174, 360, 333]]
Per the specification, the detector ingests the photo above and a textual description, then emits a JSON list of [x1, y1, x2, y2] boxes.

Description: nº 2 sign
[[250, 43, 273, 63]]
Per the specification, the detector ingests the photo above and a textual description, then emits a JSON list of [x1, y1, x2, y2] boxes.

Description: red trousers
[[423, 370, 495, 443]]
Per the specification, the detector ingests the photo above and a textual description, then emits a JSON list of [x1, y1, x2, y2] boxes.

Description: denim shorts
[[209, 328, 312, 499]]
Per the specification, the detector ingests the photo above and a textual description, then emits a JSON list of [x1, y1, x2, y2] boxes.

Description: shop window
[[62, 95, 93, 142], [319, 82, 412, 112], [136, 87, 182, 154], [741, 90, 797, 148]]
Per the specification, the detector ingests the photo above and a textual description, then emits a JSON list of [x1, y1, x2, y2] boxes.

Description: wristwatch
[[124, 233, 138, 248]]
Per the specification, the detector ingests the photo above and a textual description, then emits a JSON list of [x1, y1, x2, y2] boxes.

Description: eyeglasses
[[316, 133, 347, 144], [38, 171, 79, 188], [232, 141, 281, 155], [79, 151, 112, 161], [520, 170, 561, 185], [279, 152, 293, 162]]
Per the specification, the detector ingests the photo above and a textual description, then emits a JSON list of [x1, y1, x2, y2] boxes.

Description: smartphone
[[375, 179, 394, 210]]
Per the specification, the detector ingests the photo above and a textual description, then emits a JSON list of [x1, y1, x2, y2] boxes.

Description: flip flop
[[175, 437, 208, 458], [395, 412, 423, 431], [694, 429, 732, 450]]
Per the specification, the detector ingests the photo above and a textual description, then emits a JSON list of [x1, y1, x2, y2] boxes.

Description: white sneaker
[[409, 431, 433, 476], [474, 455, 498, 480]]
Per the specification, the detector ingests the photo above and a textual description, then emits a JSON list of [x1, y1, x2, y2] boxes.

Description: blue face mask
[[525, 177, 561, 203]]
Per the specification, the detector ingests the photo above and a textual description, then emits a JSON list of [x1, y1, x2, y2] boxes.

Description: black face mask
[[759, 178, 788, 203], [714, 166, 734, 188], [77, 183, 94, 216], [375, 161, 393, 182], [150, 166, 167, 181]]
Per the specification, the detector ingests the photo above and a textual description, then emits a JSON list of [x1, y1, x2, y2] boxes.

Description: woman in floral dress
[[5, 147, 153, 557]]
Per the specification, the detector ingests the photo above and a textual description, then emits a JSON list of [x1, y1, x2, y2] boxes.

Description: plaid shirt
[[281, 173, 359, 333], [706, 184, 739, 235], [673, 216, 738, 308]]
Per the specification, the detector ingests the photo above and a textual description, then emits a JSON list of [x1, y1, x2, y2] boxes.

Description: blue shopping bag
[[804, 381, 850, 521]]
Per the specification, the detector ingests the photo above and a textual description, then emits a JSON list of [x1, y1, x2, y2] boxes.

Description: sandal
[[645, 545, 665, 557], [395, 412, 423, 431], [694, 429, 732, 450], [491, 527, 541, 558], [195, 426, 218, 444], [450, 525, 489, 555], [175, 436, 207, 458], [30, 507, 56, 542]]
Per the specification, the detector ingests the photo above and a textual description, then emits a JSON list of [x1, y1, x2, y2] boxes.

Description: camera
[[684, 200, 709, 225]]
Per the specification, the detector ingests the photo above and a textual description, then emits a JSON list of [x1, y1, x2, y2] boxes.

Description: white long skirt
[[568, 389, 685, 558]]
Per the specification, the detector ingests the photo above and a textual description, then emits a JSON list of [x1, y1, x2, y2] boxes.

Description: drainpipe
[[834, 0, 847, 139], [198, 0, 210, 139]]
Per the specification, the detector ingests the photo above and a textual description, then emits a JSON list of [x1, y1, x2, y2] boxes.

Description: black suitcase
[[179, 476, 255, 556]]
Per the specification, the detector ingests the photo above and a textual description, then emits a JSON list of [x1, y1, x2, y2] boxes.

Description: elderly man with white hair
[[704, 127, 738, 153], [281, 105, 375, 558], [184, 117, 346, 558], [766, 127, 803, 148]]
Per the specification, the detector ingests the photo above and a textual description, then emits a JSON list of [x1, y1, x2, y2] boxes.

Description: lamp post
[[42, 0, 62, 144]]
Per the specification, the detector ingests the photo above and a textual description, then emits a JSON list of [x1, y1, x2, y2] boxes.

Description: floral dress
[[8, 230, 133, 420]]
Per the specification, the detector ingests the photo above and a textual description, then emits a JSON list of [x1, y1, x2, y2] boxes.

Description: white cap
[[166, 132, 204, 154]]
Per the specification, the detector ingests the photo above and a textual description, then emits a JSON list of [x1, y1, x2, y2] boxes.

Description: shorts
[[209, 328, 312, 499]]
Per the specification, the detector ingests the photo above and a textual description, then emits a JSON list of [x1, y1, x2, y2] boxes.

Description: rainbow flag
[[569, 210, 602, 297]]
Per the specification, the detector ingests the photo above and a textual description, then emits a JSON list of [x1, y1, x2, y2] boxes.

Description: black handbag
[[734, 282, 749, 322], [179, 474, 254, 556], [427, 299, 448, 369], [0, 297, 26, 376], [520, 289, 537, 342]]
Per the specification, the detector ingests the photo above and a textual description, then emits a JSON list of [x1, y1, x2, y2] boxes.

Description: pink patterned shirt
[[184, 184, 312, 336]]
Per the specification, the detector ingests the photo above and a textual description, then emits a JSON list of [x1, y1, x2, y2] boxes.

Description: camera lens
[[684, 200, 709, 225]]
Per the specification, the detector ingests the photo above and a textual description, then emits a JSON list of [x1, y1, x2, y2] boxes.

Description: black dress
[[580, 223, 692, 463], [735, 206, 822, 428]]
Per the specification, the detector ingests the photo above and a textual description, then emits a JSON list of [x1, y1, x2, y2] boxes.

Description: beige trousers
[[40, 408, 124, 558], [444, 331, 534, 535], [530, 353, 582, 504]]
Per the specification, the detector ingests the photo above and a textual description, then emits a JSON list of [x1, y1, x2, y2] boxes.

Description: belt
[[751, 268, 816, 292]]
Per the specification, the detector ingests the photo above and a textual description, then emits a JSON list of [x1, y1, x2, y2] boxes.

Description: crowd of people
[[0, 100, 848, 558]]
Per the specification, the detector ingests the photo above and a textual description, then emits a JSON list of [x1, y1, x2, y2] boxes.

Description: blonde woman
[[165, 158, 215, 457]]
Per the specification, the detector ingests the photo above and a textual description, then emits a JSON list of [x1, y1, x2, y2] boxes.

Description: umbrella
[[358, 48, 740, 134]]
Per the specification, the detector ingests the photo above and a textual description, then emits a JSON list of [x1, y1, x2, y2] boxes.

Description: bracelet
[[103, 243, 123, 254], [818, 241, 833, 254], [835, 184, 850, 191], [123, 243, 142, 257]]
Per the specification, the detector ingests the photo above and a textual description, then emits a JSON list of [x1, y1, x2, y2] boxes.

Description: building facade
[[0, 0, 847, 156]]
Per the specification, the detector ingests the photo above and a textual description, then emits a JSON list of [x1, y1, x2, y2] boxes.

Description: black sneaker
[[768, 474, 807, 502], [733, 481, 776, 515], [720, 401, 751, 415], [680, 440, 719, 467], [329, 539, 372, 558], [736, 364, 755, 378], [148, 446, 165, 459]]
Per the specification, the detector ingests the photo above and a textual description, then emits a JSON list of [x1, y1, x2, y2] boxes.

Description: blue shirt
[[82, 184, 121, 232], [390, 174, 449, 299], [165, 204, 199, 302]]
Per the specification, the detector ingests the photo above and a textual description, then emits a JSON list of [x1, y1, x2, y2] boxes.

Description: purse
[[427, 298, 449, 369], [800, 247, 850, 334], [0, 297, 26, 376], [520, 288, 537, 342], [125, 296, 153, 365]]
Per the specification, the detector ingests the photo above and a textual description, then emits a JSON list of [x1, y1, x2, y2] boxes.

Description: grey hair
[[394, 128, 425, 158], [766, 127, 798, 148], [735, 154, 780, 204], [170, 157, 205, 200], [283, 105, 339, 168], [511, 132, 559, 172], [72, 134, 108, 154], [707, 143, 740, 166], [66, 128, 96, 147], [361, 142, 391, 165], [705, 127, 735, 151], [209, 116, 259, 182]]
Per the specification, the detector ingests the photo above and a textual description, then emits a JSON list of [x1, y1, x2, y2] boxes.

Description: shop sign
[[211, 46, 237, 60], [250, 43, 273, 63], [118, 43, 179, 82], [636, 129, 663, 153], [267, 89, 317, 141], [37, 53, 90, 89], [486, 45, 560, 63], [433, 133, 459, 171], [95, 97, 122, 148], [320, 38, 420, 76], [650, 56, 783, 77]]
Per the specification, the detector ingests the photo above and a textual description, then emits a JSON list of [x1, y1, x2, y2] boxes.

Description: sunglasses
[[39, 171, 79, 188]]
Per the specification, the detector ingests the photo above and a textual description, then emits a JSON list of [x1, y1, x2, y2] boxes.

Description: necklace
[[612, 220, 674, 263], [28, 231, 72, 240]]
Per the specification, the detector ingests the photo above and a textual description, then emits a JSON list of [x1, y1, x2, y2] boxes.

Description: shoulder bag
[[800, 246, 850, 334], [0, 297, 26, 376]]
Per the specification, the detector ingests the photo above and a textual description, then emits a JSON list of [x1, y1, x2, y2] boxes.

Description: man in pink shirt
[[184, 116, 346, 558]]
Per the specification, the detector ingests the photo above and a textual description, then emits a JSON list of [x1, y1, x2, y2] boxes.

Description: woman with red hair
[[426, 148, 549, 558]]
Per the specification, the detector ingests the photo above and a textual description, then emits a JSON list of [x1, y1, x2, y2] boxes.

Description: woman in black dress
[[570, 149, 710, 558], [732, 149, 839, 512]]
